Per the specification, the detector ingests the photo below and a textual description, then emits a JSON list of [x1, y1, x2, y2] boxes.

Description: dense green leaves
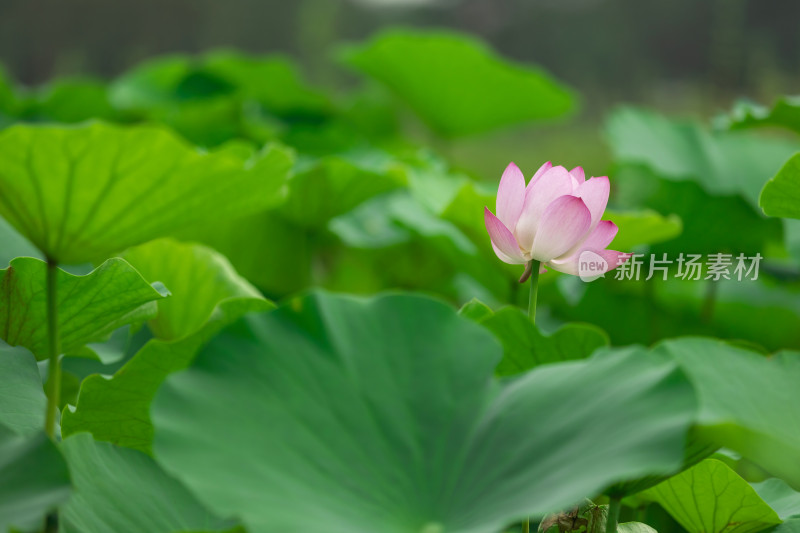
[[2, 30, 800, 533], [0, 257, 167, 360], [341, 30, 576, 137], [0, 424, 71, 532], [0, 122, 292, 263], [760, 153, 800, 220], [282, 151, 408, 227], [61, 297, 271, 453], [111, 51, 329, 118], [63, 241, 273, 452], [642, 459, 781, 533], [152, 292, 695, 533], [60, 433, 228, 533]]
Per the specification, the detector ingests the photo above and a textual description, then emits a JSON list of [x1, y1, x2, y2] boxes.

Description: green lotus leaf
[[0, 121, 292, 264], [716, 97, 800, 135], [34, 77, 117, 123], [0, 424, 71, 532], [121, 238, 264, 341], [603, 210, 683, 251], [462, 304, 609, 375], [341, 29, 576, 137], [760, 152, 800, 220], [751, 477, 800, 520], [111, 51, 329, 118], [282, 151, 408, 227], [177, 211, 313, 298], [773, 519, 800, 533], [202, 50, 331, 116], [0, 216, 42, 267], [152, 292, 696, 533], [63, 241, 274, 453], [458, 298, 494, 322], [654, 338, 800, 489], [0, 342, 46, 435], [0, 257, 167, 361], [641, 459, 781, 533], [606, 107, 797, 208]]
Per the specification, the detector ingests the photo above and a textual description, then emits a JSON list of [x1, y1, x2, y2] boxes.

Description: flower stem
[[527, 260, 541, 324], [44, 260, 61, 439], [521, 259, 541, 533], [605, 493, 622, 533]]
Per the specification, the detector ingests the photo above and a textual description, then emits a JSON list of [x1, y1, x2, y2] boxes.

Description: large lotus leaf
[[606, 106, 797, 208], [60, 433, 230, 533], [760, 153, 800, 220], [0, 122, 292, 263], [0, 342, 46, 435], [0, 424, 71, 532], [462, 304, 608, 375], [716, 97, 800, 135], [641, 459, 781, 533], [62, 297, 273, 454], [341, 29, 576, 137], [752, 478, 800, 520], [654, 338, 800, 489], [121, 238, 263, 341], [152, 292, 696, 533], [0, 257, 167, 361]]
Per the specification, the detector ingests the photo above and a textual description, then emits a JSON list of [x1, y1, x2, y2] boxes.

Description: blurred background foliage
[[1, 0, 800, 353]]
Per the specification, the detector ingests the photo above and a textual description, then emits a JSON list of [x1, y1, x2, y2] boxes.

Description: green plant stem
[[605, 494, 622, 533], [43, 260, 61, 533], [521, 259, 541, 533], [701, 279, 718, 323], [44, 260, 61, 439], [43, 511, 58, 533], [528, 260, 541, 324]]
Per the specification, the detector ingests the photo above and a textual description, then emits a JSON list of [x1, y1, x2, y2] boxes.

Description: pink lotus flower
[[484, 162, 629, 277]]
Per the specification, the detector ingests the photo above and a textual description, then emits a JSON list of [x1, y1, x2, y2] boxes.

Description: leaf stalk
[[44, 259, 61, 438]]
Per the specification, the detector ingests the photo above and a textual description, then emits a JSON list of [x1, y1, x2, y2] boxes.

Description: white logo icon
[[578, 251, 607, 282]]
